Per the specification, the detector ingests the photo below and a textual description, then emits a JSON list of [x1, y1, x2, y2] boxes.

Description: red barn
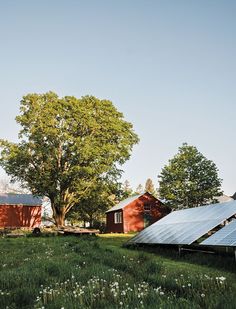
[[106, 192, 171, 233], [0, 194, 42, 228]]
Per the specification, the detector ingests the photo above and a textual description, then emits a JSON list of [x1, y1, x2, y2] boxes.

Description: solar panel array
[[200, 220, 236, 247], [128, 201, 236, 245]]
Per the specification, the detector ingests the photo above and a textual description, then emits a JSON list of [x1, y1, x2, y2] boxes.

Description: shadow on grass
[[125, 243, 236, 274]]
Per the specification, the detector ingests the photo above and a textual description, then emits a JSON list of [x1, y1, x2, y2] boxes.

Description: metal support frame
[[178, 245, 182, 257]]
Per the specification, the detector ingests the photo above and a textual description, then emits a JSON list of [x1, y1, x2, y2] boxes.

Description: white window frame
[[114, 212, 122, 224]]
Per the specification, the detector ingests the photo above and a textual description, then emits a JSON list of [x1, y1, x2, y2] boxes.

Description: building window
[[144, 204, 151, 211], [114, 212, 122, 224]]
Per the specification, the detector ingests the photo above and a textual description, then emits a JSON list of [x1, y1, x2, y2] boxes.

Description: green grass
[[0, 234, 235, 309]]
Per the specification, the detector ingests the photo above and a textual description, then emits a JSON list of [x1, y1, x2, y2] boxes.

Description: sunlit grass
[[99, 233, 135, 238]]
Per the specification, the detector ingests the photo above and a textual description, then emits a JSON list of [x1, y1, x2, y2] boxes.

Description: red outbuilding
[[0, 194, 42, 228], [106, 192, 171, 233]]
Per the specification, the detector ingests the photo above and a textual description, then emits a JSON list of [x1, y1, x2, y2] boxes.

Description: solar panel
[[200, 220, 236, 246], [128, 201, 236, 245]]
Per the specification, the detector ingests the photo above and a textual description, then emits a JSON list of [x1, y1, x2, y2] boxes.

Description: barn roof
[[0, 194, 42, 206], [215, 194, 233, 203], [106, 192, 158, 213], [231, 192, 236, 200]]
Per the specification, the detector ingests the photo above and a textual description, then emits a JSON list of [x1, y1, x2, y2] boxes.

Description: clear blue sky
[[0, 1, 235, 195]]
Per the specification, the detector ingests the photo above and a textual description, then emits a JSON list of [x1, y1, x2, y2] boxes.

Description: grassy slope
[[0, 234, 235, 309]]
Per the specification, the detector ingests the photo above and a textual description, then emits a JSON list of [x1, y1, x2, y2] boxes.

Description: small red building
[[106, 192, 171, 233], [0, 194, 42, 228]]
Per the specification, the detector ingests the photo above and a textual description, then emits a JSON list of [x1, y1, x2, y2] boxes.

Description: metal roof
[[231, 192, 236, 200], [0, 194, 42, 206], [215, 194, 233, 203], [200, 219, 236, 247], [106, 193, 146, 213], [128, 200, 236, 245]]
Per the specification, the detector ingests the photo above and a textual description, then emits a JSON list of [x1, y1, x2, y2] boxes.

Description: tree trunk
[[50, 194, 72, 227], [54, 212, 66, 227], [89, 216, 93, 228], [51, 203, 66, 227]]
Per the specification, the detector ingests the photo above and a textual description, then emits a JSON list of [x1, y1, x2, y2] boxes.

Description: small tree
[[145, 178, 156, 195], [0, 92, 139, 226], [121, 180, 133, 199], [135, 184, 144, 194], [158, 143, 222, 209], [68, 174, 121, 227]]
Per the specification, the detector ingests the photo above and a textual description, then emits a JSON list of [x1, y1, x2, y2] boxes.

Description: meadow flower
[[154, 286, 161, 292], [201, 293, 205, 297]]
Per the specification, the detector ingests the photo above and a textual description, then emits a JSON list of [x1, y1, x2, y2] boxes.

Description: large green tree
[[0, 92, 139, 226], [158, 143, 222, 209]]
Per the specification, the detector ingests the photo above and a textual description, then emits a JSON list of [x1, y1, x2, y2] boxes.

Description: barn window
[[144, 204, 151, 211], [114, 212, 122, 224]]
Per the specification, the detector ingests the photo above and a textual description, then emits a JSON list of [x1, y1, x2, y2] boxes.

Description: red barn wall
[[0, 205, 42, 228], [106, 210, 124, 233], [123, 200, 144, 233]]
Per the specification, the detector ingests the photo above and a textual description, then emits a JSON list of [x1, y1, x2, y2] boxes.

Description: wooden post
[[178, 245, 182, 257]]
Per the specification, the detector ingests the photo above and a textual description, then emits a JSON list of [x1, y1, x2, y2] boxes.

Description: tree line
[[0, 92, 222, 227]]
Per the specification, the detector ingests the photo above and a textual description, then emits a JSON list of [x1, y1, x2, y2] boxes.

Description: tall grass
[[0, 235, 235, 308]]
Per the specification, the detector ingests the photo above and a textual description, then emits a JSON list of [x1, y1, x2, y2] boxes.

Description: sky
[[0, 0, 235, 195]]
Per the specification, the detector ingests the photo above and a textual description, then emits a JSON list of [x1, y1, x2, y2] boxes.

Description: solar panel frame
[[128, 201, 236, 246], [200, 220, 236, 247]]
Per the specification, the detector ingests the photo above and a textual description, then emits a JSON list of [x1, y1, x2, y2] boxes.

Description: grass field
[[0, 234, 236, 309]]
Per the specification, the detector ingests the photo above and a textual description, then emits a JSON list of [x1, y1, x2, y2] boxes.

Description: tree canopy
[[158, 143, 222, 209], [0, 92, 139, 226]]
